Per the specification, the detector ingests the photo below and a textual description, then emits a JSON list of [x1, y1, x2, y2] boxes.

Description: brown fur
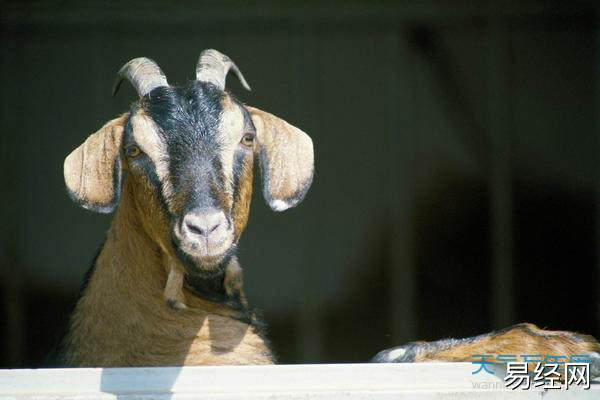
[[413, 323, 600, 370], [63, 56, 315, 366], [64, 178, 273, 366], [222, 257, 249, 309], [66, 90, 596, 368], [63, 107, 273, 366], [232, 152, 254, 241], [428, 324, 598, 362], [66, 73, 598, 368]]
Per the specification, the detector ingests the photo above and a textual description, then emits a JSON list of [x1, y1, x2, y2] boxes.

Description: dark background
[[1, 0, 599, 367]]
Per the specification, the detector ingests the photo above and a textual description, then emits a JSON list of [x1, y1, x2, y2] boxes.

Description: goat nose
[[183, 210, 223, 237]]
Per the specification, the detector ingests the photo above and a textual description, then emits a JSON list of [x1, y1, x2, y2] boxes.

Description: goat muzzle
[[176, 208, 234, 259]]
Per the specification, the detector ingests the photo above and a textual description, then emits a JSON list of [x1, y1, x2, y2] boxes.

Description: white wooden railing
[[0, 363, 598, 399]]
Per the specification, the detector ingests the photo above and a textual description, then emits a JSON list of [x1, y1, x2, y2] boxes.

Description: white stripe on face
[[130, 111, 175, 205], [217, 98, 246, 197]]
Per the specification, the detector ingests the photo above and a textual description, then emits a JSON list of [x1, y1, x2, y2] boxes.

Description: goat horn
[[112, 57, 169, 97], [196, 49, 251, 91]]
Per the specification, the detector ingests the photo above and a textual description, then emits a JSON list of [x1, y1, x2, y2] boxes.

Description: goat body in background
[[63, 49, 600, 370]]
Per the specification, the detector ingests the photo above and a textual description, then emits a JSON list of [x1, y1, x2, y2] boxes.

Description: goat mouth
[[172, 228, 235, 267], [173, 240, 236, 278], [185, 238, 232, 258]]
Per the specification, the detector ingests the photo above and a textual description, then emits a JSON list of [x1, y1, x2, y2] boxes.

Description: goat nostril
[[208, 223, 220, 234], [185, 221, 203, 236], [184, 219, 221, 237]]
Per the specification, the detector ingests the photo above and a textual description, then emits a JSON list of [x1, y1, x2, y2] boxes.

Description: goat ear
[[63, 114, 127, 213], [247, 106, 314, 212]]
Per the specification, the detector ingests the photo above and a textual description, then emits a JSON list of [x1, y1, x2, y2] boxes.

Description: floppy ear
[[63, 114, 127, 213], [247, 106, 314, 212]]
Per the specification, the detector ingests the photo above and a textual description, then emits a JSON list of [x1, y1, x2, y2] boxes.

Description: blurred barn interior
[[1, 1, 599, 367]]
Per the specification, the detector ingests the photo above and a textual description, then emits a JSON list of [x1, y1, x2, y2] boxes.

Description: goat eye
[[125, 145, 142, 158], [241, 133, 255, 147]]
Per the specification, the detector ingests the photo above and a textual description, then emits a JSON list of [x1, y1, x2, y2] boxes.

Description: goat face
[[63, 50, 314, 276], [126, 84, 254, 268]]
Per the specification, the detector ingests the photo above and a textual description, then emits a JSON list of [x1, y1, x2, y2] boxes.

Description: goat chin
[[174, 244, 237, 277]]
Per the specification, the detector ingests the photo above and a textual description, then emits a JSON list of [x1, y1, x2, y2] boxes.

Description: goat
[[62, 49, 313, 366], [373, 323, 600, 374], [63, 48, 600, 372]]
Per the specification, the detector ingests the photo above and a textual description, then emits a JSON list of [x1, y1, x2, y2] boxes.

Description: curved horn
[[112, 57, 169, 97], [196, 49, 251, 91]]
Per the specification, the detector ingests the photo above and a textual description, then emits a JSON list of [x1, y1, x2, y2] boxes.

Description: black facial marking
[[142, 83, 227, 212], [231, 148, 246, 203], [241, 105, 254, 132], [141, 158, 174, 218], [124, 114, 174, 220]]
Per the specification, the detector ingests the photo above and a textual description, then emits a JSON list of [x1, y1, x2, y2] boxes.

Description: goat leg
[[372, 323, 600, 379]]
